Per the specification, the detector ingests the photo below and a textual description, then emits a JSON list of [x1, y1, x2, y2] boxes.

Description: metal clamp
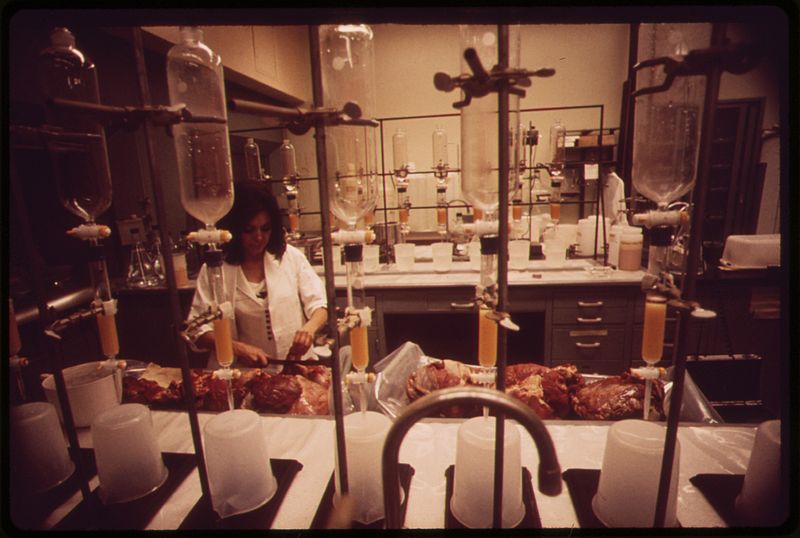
[[434, 48, 555, 109], [227, 98, 378, 135]]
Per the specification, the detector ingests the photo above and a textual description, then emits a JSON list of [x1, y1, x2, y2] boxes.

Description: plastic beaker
[[592, 420, 680, 527], [451, 417, 525, 528], [10, 402, 75, 494], [508, 240, 530, 270], [431, 242, 453, 272], [91, 403, 168, 504], [363, 244, 380, 272], [203, 409, 277, 518], [543, 238, 567, 266], [393, 243, 415, 272], [734, 419, 784, 526], [333, 411, 393, 524]]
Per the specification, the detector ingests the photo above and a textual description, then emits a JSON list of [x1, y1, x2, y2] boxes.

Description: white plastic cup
[[91, 403, 168, 504], [451, 417, 525, 528], [334, 411, 393, 525], [41, 361, 121, 427], [508, 240, 530, 270], [431, 242, 453, 272], [10, 402, 75, 494], [735, 419, 784, 525], [363, 244, 380, 272], [576, 216, 611, 256], [543, 238, 567, 266], [203, 409, 277, 518], [592, 420, 680, 527], [468, 242, 481, 270], [393, 243, 415, 272]]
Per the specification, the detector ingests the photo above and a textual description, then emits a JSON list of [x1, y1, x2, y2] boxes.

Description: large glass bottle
[[458, 25, 522, 221], [167, 26, 234, 228], [243, 138, 263, 181], [631, 23, 710, 208], [319, 24, 379, 230], [38, 27, 112, 224]]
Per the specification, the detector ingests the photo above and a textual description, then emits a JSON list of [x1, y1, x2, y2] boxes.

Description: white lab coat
[[188, 244, 327, 373]]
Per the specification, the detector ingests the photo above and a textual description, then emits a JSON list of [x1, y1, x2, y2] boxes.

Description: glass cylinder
[[459, 25, 522, 218], [243, 138, 262, 181], [319, 24, 379, 230], [392, 128, 408, 174], [641, 293, 668, 365], [39, 27, 112, 223], [167, 26, 234, 228], [280, 138, 298, 182], [631, 23, 710, 207], [549, 119, 566, 165], [432, 126, 448, 170]]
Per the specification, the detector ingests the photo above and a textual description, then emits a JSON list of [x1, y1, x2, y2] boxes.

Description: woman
[[188, 184, 328, 371]]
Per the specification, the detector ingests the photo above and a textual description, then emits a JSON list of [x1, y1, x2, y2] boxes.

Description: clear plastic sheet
[[373, 342, 723, 423]]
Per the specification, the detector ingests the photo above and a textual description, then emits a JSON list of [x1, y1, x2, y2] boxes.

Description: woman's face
[[241, 210, 272, 261]]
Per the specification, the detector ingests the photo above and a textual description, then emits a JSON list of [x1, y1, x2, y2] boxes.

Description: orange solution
[[96, 313, 120, 358], [512, 204, 523, 221], [213, 318, 234, 367], [437, 207, 447, 226], [288, 213, 300, 233], [364, 211, 375, 227], [478, 307, 497, 367], [350, 325, 369, 370], [473, 208, 483, 221], [550, 202, 561, 221], [641, 295, 667, 364], [399, 208, 409, 225]]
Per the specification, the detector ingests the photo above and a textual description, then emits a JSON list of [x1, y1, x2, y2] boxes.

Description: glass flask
[[243, 138, 263, 181], [432, 126, 448, 172], [319, 24, 379, 230], [393, 128, 409, 176], [167, 26, 234, 228], [458, 25, 522, 219], [631, 23, 710, 207], [39, 27, 112, 223]]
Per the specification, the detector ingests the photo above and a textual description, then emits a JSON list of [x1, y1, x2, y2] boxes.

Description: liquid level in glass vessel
[[51, 138, 112, 222], [288, 213, 300, 232], [96, 313, 119, 357], [478, 307, 497, 367], [174, 123, 234, 226], [399, 208, 409, 224], [641, 297, 667, 364], [350, 325, 369, 370], [213, 318, 234, 367]]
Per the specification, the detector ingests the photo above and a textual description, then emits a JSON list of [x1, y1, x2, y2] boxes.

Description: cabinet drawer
[[551, 326, 627, 364], [552, 303, 628, 325]]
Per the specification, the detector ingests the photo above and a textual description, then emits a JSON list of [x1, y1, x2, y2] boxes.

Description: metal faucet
[[381, 386, 562, 528]]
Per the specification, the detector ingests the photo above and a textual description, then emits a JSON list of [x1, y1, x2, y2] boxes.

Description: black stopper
[[649, 225, 674, 247], [343, 244, 363, 263], [204, 249, 225, 267], [480, 235, 499, 255]]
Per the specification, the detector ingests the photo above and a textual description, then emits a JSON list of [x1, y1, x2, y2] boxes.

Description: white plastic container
[[41, 361, 121, 427], [618, 230, 644, 271], [11, 402, 75, 494]]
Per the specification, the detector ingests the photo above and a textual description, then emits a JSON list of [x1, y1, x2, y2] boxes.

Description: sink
[[720, 234, 780, 269]]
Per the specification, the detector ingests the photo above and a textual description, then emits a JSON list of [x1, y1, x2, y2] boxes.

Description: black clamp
[[434, 48, 555, 109], [632, 41, 761, 97], [227, 98, 378, 136]]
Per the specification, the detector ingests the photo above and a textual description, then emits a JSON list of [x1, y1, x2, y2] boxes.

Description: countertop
[[40, 411, 758, 530]]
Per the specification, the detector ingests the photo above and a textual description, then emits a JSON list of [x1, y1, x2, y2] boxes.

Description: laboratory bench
[[24, 410, 768, 530]]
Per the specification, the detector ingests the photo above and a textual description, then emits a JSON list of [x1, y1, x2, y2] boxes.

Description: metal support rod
[[653, 22, 726, 528], [492, 23, 510, 530], [9, 157, 95, 505], [309, 24, 349, 495], [227, 98, 305, 119], [382, 387, 562, 529], [130, 27, 213, 509]]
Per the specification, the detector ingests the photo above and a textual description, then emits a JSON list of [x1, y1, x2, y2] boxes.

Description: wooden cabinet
[[548, 286, 637, 374]]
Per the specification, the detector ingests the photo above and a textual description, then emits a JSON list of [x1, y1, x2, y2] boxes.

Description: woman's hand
[[287, 325, 314, 360], [233, 341, 270, 367]]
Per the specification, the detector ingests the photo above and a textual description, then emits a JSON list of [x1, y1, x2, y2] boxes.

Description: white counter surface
[[317, 257, 646, 288], [43, 411, 757, 530]]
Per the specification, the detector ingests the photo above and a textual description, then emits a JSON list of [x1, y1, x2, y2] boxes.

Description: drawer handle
[[575, 341, 601, 349], [578, 301, 604, 308], [577, 317, 602, 324], [450, 302, 476, 310]]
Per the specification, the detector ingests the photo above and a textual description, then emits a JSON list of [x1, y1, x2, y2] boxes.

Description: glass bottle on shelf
[[243, 138, 263, 181]]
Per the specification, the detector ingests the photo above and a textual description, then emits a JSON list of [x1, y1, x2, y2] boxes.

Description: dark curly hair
[[218, 183, 287, 265]]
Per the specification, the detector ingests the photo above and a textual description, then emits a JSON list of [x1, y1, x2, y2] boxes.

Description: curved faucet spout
[[381, 386, 562, 528]]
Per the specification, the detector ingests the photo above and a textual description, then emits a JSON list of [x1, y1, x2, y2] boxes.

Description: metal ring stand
[[381, 386, 563, 529]]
